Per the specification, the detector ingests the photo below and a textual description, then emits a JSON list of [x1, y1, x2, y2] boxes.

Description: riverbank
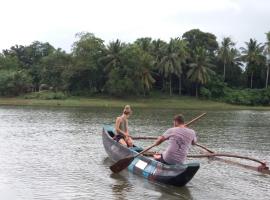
[[0, 96, 270, 110]]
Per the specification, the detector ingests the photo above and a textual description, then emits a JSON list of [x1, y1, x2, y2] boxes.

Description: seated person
[[114, 105, 133, 147], [153, 114, 197, 165]]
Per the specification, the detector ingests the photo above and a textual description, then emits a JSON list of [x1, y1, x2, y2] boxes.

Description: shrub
[[0, 70, 32, 96], [203, 76, 227, 99], [224, 88, 270, 106], [24, 91, 67, 100], [200, 87, 211, 98]]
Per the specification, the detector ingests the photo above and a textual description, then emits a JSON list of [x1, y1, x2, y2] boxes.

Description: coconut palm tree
[[99, 39, 124, 72], [140, 66, 156, 96], [218, 37, 235, 81], [151, 39, 167, 91], [265, 32, 270, 88], [241, 39, 265, 88], [159, 38, 187, 96], [174, 39, 188, 95], [151, 39, 166, 64], [225, 48, 243, 86], [137, 52, 156, 96], [135, 37, 152, 52], [187, 47, 215, 97]]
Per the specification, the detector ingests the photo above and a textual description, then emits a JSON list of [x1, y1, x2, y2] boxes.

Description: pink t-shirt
[[162, 127, 197, 164]]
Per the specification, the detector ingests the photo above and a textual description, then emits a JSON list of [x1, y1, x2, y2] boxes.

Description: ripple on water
[[0, 107, 269, 200]]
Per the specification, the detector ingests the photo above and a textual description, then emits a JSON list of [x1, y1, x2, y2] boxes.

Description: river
[[0, 106, 269, 200]]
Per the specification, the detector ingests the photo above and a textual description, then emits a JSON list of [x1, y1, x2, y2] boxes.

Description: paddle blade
[[110, 156, 134, 173]]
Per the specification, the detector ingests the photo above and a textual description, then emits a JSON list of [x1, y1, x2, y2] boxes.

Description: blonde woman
[[114, 105, 133, 147]]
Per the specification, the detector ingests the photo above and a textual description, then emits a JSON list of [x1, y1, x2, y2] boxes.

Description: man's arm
[[154, 136, 166, 146], [154, 128, 172, 146], [191, 133, 197, 145]]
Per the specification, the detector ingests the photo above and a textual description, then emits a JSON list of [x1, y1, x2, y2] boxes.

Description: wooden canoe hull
[[102, 125, 200, 187]]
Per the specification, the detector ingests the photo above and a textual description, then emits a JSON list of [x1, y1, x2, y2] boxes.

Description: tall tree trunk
[[223, 62, 226, 81], [195, 84, 198, 98], [179, 75, 181, 95], [250, 71, 253, 89], [162, 77, 165, 92], [143, 84, 146, 96], [266, 65, 269, 89], [169, 75, 172, 96]]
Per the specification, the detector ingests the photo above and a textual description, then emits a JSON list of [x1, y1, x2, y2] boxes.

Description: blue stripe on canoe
[[128, 157, 158, 179], [143, 160, 157, 178], [128, 157, 139, 172]]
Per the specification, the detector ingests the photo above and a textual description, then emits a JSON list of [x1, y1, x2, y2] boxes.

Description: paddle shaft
[[195, 143, 215, 153], [185, 112, 206, 126], [142, 151, 267, 166], [134, 143, 157, 159], [188, 153, 266, 165], [132, 112, 206, 140]]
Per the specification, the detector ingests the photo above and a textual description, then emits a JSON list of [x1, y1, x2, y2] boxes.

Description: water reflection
[[110, 174, 133, 200]]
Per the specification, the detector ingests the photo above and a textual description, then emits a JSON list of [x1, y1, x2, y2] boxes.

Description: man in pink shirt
[[153, 114, 197, 165]]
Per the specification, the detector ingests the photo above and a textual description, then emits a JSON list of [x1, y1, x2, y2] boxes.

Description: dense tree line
[[0, 29, 270, 105]]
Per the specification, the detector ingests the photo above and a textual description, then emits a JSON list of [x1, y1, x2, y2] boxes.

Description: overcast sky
[[0, 0, 269, 52]]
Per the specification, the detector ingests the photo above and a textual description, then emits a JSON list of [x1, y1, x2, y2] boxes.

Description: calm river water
[[0, 106, 269, 200]]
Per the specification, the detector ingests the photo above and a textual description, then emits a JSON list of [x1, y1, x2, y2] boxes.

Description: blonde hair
[[123, 105, 132, 115]]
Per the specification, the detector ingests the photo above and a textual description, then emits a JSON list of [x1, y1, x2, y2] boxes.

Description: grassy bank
[[0, 96, 270, 110]]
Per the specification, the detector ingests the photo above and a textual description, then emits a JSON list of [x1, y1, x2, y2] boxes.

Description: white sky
[[0, 0, 269, 52]]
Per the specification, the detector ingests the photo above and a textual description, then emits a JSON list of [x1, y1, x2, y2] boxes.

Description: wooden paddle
[[131, 112, 206, 140], [110, 112, 206, 173], [110, 143, 157, 173], [194, 143, 215, 153]]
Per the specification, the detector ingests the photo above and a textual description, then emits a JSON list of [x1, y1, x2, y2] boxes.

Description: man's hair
[[174, 114, 185, 124]]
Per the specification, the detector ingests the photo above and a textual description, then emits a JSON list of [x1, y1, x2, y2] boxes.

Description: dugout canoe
[[102, 125, 200, 187]]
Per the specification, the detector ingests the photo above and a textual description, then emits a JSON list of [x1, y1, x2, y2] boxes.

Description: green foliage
[[224, 88, 270, 105], [24, 91, 67, 100], [104, 68, 139, 97], [182, 29, 218, 56], [104, 44, 151, 96], [202, 76, 227, 98], [0, 30, 270, 106], [0, 70, 32, 96], [135, 37, 152, 52], [69, 32, 106, 93], [241, 39, 266, 88], [0, 54, 20, 70], [158, 38, 188, 95], [3, 42, 55, 90], [217, 37, 236, 80], [200, 87, 212, 98], [187, 47, 216, 96], [40, 49, 71, 90]]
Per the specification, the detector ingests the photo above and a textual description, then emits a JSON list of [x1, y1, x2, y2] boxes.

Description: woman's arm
[[125, 119, 129, 136]]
